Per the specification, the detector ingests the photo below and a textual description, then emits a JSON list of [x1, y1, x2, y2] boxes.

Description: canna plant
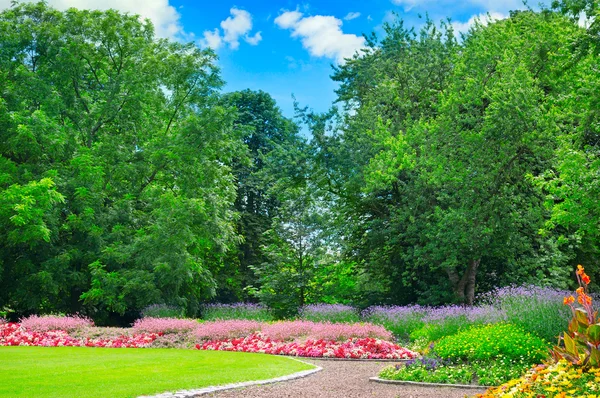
[[552, 265, 600, 369]]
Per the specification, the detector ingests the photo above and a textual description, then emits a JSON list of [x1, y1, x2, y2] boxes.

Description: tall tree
[[0, 3, 242, 322], [217, 90, 300, 301]]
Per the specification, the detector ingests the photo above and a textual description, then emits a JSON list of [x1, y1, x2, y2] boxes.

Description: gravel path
[[203, 359, 487, 398]]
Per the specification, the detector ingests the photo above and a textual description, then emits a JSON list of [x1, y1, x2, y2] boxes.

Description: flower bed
[[1, 322, 158, 348], [476, 361, 600, 397], [0, 317, 412, 359], [197, 333, 416, 359]]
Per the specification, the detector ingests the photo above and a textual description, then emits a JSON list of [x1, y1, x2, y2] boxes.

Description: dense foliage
[[1, 0, 600, 322]]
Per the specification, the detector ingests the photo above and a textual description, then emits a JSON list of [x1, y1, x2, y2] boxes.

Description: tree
[[217, 90, 300, 301], [0, 3, 242, 322]]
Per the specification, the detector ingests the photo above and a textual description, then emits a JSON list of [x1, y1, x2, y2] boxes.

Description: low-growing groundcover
[[380, 323, 550, 386], [0, 346, 314, 398]]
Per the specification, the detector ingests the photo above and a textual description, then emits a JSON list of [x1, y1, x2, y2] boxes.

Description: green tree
[[0, 3, 242, 322], [217, 90, 300, 301]]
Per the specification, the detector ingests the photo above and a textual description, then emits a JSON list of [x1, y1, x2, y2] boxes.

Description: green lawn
[[0, 346, 314, 398]]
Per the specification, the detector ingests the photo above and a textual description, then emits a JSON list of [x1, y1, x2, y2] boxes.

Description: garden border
[[369, 377, 493, 390], [287, 356, 414, 362], [137, 358, 322, 398]]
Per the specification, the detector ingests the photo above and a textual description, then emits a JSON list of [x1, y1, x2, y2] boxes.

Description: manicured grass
[[0, 346, 314, 398]]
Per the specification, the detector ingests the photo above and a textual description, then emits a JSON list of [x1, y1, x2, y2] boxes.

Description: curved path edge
[[138, 359, 322, 398], [369, 377, 492, 390]]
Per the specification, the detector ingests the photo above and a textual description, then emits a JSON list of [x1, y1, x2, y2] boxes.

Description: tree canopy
[[1, 1, 599, 321]]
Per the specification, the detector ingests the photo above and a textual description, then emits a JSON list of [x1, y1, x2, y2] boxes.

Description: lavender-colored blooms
[[141, 304, 184, 319], [361, 305, 428, 322], [20, 315, 94, 332], [202, 303, 272, 321], [423, 304, 505, 323], [299, 304, 359, 323]]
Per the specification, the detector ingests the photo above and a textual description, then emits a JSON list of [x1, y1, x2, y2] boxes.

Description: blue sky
[[1, 0, 549, 118]]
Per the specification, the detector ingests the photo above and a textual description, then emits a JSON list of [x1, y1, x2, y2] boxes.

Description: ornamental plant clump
[[195, 320, 263, 340], [1, 323, 158, 348], [198, 334, 417, 359], [260, 320, 392, 342], [434, 323, 549, 364], [20, 315, 94, 332], [552, 265, 600, 369], [476, 360, 600, 398], [132, 317, 200, 334]]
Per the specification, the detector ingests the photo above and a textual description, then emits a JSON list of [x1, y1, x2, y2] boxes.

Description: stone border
[[293, 356, 414, 362], [138, 358, 322, 398], [369, 377, 493, 390]]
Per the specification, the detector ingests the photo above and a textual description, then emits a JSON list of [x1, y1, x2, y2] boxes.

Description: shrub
[[434, 323, 549, 364], [299, 304, 360, 323], [20, 315, 94, 332], [202, 303, 272, 321], [481, 285, 571, 342], [195, 320, 262, 341], [141, 304, 185, 319], [132, 317, 199, 334]]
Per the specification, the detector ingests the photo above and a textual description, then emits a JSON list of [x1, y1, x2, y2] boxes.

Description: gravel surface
[[203, 359, 488, 398]]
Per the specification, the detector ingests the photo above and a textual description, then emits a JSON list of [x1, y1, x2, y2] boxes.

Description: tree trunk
[[447, 258, 481, 305]]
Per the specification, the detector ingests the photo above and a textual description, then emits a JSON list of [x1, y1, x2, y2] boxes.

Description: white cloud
[[0, 0, 184, 38], [275, 10, 366, 63], [451, 11, 506, 35], [274, 10, 303, 29], [199, 7, 262, 50], [344, 12, 361, 21], [221, 8, 252, 49], [245, 31, 263, 46], [201, 28, 223, 50]]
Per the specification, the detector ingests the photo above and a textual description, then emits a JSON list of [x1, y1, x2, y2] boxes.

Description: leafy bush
[[141, 304, 185, 319], [481, 285, 571, 342], [132, 317, 199, 334], [202, 303, 273, 321], [299, 304, 360, 323], [434, 323, 549, 364], [20, 315, 94, 332]]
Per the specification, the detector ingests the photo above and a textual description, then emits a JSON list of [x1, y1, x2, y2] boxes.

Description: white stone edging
[[369, 377, 492, 390], [138, 359, 322, 398], [291, 356, 413, 362]]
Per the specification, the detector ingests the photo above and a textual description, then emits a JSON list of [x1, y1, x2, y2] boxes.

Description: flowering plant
[[1, 322, 158, 348], [552, 265, 600, 369], [197, 333, 417, 359], [476, 360, 600, 397], [132, 317, 199, 334], [20, 315, 94, 332]]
